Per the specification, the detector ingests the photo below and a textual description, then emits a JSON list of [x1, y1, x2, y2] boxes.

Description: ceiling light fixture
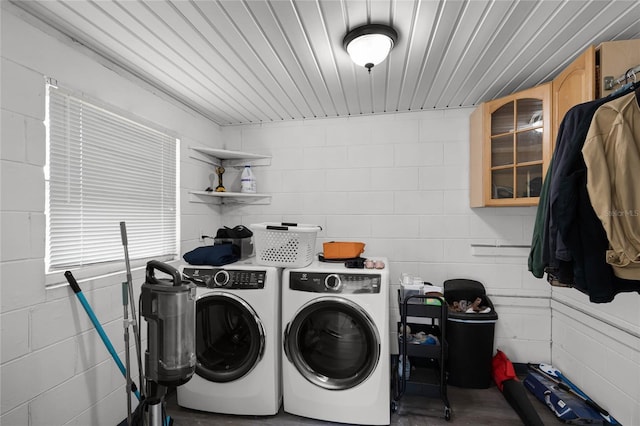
[[343, 24, 398, 73]]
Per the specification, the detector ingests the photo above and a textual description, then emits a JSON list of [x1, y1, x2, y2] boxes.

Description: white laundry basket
[[250, 223, 322, 268]]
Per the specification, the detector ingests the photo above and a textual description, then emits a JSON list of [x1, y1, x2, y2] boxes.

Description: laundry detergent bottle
[[240, 165, 256, 193]]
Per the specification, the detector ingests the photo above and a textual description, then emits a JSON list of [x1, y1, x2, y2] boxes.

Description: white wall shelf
[[189, 146, 271, 167], [188, 146, 272, 205], [188, 190, 272, 205]]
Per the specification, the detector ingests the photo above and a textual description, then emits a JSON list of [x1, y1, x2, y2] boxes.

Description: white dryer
[[177, 260, 281, 415], [281, 259, 390, 425]]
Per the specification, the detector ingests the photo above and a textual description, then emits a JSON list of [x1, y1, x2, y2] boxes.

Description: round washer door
[[195, 291, 265, 383], [284, 296, 380, 390]]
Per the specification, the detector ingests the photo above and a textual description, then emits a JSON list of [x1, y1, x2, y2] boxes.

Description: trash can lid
[[444, 279, 486, 294], [444, 279, 487, 304]]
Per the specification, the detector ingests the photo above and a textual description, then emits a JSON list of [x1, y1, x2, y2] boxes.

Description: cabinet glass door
[[490, 97, 544, 201]]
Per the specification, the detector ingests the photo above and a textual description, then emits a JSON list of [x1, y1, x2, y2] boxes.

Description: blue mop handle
[[65, 271, 142, 401]]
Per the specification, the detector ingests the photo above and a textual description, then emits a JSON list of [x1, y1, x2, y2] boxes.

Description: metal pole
[[122, 282, 132, 425], [120, 222, 145, 399]]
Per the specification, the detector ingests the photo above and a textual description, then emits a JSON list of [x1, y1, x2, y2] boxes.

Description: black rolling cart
[[392, 290, 451, 421]]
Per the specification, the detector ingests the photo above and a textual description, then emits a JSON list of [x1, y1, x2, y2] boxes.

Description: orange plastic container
[[322, 241, 365, 259]]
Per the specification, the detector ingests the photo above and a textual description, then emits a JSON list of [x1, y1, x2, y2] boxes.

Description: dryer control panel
[[289, 272, 381, 294], [183, 267, 266, 289]]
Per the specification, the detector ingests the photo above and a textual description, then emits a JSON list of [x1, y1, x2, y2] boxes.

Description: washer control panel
[[183, 267, 266, 289], [289, 272, 381, 294]]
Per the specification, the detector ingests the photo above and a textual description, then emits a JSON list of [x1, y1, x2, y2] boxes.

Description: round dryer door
[[195, 292, 265, 382], [284, 296, 380, 390]]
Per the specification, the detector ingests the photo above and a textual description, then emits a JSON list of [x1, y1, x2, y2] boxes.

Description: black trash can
[[444, 279, 498, 389]]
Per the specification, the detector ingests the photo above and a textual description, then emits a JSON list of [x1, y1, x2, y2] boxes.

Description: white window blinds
[[46, 84, 178, 272]]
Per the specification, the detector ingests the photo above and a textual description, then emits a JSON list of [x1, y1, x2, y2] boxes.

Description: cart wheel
[[391, 401, 398, 413], [444, 407, 451, 421]]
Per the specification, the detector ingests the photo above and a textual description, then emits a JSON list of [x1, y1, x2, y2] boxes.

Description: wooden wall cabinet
[[551, 39, 640, 146], [470, 83, 552, 207], [471, 38, 640, 207], [597, 39, 640, 98], [551, 46, 595, 146]]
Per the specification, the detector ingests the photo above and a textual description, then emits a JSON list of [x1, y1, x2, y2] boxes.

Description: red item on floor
[[492, 349, 517, 391]]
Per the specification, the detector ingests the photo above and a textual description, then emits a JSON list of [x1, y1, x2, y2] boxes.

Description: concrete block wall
[[550, 290, 640, 425], [220, 111, 552, 361], [1, 6, 222, 425]]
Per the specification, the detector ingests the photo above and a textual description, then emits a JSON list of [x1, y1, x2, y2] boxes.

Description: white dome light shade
[[346, 34, 394, 67], [343, 24, 398, 72]]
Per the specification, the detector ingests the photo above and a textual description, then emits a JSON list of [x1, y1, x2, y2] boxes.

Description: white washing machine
[[281, 259, 390, 425], [177, 260, 281, 415]]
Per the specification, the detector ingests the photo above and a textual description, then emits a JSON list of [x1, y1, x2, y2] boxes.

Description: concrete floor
[[164, 380, 562, 425]]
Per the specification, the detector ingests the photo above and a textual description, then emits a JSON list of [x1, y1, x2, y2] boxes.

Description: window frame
[[44, 81, 180, 287]]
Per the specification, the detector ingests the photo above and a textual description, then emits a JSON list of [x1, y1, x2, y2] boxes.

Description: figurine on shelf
[[215, 166, 226, 192]]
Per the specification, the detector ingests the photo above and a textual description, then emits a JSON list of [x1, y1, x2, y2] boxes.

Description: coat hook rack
[[604, 64, 640, 90]]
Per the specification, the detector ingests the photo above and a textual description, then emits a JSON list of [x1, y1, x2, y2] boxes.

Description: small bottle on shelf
[[240, 165, 256, 193]]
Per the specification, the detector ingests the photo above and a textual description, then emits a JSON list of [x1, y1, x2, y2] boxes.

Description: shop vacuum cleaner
[[121, 221, 196, 425], [139, 260, 197, 426]]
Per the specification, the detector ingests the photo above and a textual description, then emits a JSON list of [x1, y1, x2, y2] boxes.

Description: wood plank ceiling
[[11, 0, 640, 126]]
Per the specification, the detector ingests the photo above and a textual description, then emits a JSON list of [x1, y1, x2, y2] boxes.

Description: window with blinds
[[45, 83, 178, 273]]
